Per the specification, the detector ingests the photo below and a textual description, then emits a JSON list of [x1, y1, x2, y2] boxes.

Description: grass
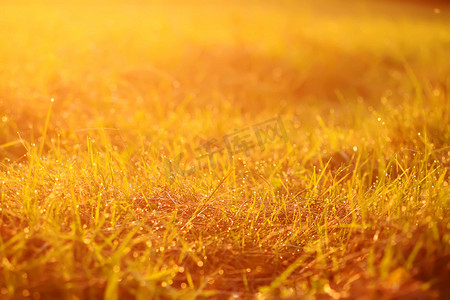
[[0, 0, 449, 299]]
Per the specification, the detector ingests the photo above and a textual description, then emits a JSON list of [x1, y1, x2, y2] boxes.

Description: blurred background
[[0, 0, 449, 160]]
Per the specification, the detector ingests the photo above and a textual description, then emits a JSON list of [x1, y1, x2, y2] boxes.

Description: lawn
[[0, 0, 449, 299]]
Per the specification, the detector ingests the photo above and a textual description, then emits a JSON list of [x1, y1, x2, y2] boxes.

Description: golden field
[[0, 1, 449, 299]]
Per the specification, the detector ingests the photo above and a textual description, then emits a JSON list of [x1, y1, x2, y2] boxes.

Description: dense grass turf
[[0, 1, 449, 299]]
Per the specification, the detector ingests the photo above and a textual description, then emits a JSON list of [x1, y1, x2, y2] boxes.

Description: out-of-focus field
[[0, 0, 449, 299]]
